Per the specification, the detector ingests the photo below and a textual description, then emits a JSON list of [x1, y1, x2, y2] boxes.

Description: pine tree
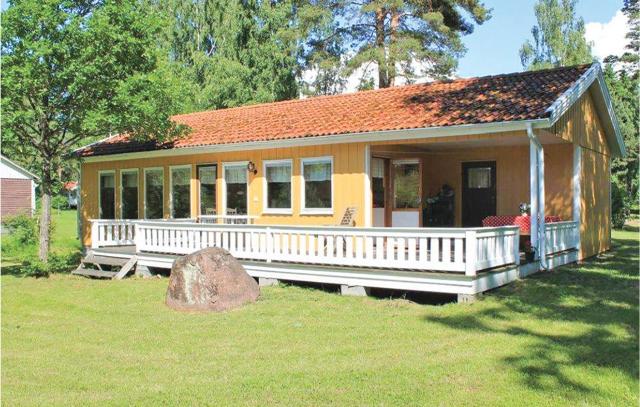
[[299, 0, 491, 90]]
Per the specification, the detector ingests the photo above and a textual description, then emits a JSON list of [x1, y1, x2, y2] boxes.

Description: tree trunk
[[375, 8, 389, 88], [388, 8, 399, 87], [38, 167, 52, 262]]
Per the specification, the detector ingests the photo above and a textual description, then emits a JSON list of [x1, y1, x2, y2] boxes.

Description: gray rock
[[166, 247, 259, 312]]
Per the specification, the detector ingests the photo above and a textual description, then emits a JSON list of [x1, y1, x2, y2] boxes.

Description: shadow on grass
[[425, 235, 639, 396]]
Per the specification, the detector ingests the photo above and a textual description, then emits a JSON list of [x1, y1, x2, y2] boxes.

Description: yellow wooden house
[[74, 63, 625, 301]]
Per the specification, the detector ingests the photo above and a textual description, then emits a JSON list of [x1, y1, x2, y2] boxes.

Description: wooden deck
[[89, 244, 577, 301]]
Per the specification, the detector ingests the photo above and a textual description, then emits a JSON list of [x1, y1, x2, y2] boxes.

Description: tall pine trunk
[[388, 8, 399, 88], [375, 8, 389, 88]]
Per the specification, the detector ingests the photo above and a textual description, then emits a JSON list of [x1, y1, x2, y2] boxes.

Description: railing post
[[266, 227, 272, 263], [465, 230, 477, 277], [91, 221, 99, 249], [514, 229, 521, 265], [133, 222, 142, 253]]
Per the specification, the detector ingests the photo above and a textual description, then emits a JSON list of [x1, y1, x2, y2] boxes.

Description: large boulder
[[166, 247, 259, 312]]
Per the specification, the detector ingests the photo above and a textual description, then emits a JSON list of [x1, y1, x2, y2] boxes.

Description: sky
[[457, 0, 626, 77]]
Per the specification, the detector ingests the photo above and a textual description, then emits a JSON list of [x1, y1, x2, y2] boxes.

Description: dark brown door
[[462, 161, 496, 227]]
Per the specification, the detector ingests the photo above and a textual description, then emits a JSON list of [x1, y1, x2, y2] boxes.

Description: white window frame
[[197, 163, 218, 216], [263, 159, 293, 215], [119, 168, 139, 219], [300, 156, 334, 215], [143, 167, 164, 219], [169, 165, 192, 219], [222, 161, 249, 215], [98, 170, 116, 219]]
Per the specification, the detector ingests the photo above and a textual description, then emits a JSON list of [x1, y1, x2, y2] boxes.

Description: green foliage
[[16, 253, 79, 278], [520, 0, 593, 70], [51, 195, 68, 210], [1, 0, 188, 260], [2, 214, 38, 246], [301, 0, 491, 91], [612, 177, 632, 229], [20, 260, 50, 278], [157, 0, 300, 111]]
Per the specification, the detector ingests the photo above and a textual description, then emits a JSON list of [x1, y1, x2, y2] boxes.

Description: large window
[[99, 171, 115, 219], [264, 160, 292, 213], [224, 163, 248, 215], [171, 166, 191, 219], [302, 157, 332, 213], [198, 165, 217, 215], [121, 169, 138, 219], [372, 158, 385, 208], [393, 160, 421, 209], [144, 168, 164, 219]]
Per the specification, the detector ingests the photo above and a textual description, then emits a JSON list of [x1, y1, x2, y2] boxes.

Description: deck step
[[113, 256, 138, 280], [72, 268, 118, 279], [83, 253, 129, 267]]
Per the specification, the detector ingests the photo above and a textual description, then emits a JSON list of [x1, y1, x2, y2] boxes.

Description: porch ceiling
[[371, 130, 566, 153]]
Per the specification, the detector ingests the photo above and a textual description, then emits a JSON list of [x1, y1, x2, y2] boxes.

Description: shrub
[[21, 260, 49, 278], [51, 194, 68, 210], [611, 179, 631, 229], [2, 214, 38, 245]]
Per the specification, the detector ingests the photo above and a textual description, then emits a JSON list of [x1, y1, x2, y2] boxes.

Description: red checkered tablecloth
[[482, 215, 561, 233]]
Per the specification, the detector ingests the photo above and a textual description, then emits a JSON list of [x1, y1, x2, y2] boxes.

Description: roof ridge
[[171, 63, 594, 119]]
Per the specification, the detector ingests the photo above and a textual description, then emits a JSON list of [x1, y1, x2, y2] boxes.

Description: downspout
[[526, 124, 548, 270]]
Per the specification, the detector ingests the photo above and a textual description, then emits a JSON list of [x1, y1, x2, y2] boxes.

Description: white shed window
[[302, 157, 332, 213], [264, 160, 292, 212], [224, 164, 248, 215], [198, 165, 217, 215], [171, 166, 191, 219]]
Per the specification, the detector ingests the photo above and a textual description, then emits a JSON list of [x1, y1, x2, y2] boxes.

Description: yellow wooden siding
[[553, 91, 611, 156], [421, 144, 573, 226], [580, 148, 611, 259], [81, 143, 367, 246]]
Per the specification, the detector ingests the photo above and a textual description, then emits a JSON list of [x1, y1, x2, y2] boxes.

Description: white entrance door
[[391, 159, 421, 227]]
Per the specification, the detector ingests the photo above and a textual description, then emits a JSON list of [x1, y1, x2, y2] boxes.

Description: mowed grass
[[2, 230, 638, 406]]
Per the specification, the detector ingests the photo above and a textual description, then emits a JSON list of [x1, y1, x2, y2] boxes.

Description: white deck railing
[[544, 221, 579, 255], [90, 219, 136, 248], [96, 221, 518, 276]]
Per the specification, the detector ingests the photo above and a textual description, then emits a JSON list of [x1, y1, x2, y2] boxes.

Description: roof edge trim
[[81, 118, 550, 163]]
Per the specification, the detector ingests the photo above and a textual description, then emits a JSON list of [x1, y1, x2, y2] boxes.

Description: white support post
[[573, 145, 582, 254], [537, 143, 546, 261], [513, 230, 521, 265], [465, 230, 477, 277], [91, 221, 99, 249], [529, 138, 539, 257], [363, 144, 372, 227]]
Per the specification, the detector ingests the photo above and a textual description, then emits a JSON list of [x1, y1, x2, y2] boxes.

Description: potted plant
[[524, 240, 536, 262]]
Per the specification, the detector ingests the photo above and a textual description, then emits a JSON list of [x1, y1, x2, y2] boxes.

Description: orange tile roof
[[77, 64, 591, 157]]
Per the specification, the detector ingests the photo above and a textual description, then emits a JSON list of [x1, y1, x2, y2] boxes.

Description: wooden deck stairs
[[72, 252, 137, 280]]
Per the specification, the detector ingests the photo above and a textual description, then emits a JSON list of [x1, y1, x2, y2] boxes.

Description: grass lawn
[[1, 229, 638, 405]]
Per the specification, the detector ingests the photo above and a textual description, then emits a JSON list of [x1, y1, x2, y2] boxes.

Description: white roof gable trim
[[0, 155, 39, 181], [545, 63, 626, 157]]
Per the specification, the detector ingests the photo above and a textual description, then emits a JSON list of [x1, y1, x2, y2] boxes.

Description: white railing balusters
[[91, 220, 522, 274], [544, 221, 579, 255]]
